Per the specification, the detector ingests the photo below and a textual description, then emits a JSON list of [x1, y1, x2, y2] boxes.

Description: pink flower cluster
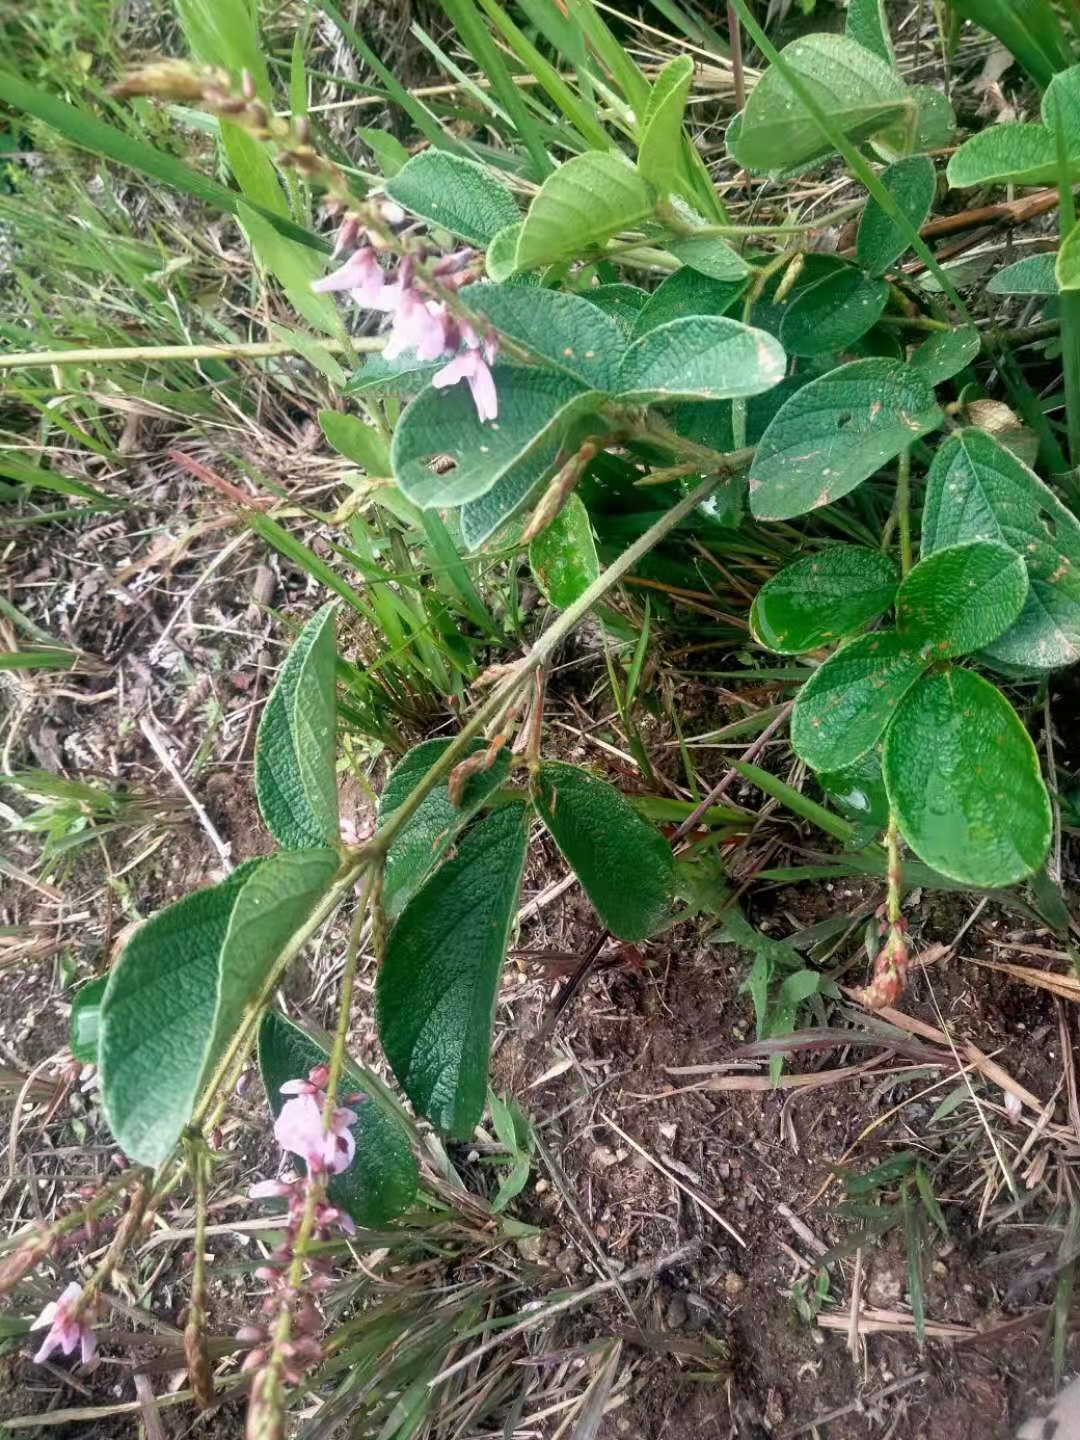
[[313, 222, 498, 422], [272, 1068, 357, 1177], [31, 1281, 96, 1366]]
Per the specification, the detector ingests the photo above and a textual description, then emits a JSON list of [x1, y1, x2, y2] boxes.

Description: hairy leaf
[[727, 34, 913, 176], [948, 66, 1080, 188], [665, 232, 750, 281], [790, 630, 927, 772], [908, 327, 981, 385], [535, 762, 675, 940], [70, 976, 108, 1066], [637, 55, 695, 195], [922, 429, 1080, 670], [751, 546, 898, 654], [386, 151, 519, 245], [391, 369, 594, 509], [256, 605, 339, 850], [884, 669, 1051, 887], [529, 493, 600, 608], [318, 410, 390, 473], [100, 849, 339, 1165], [749, 359, 941, 521], [845, 0, 895, 66], [855, 154, 936, 276], [615, 316, 786, 403], [632, 268, 747, 337], [258, 1010, 418, 1225], [377, 805, 528, 1137], [515, 152, 657, 271], [988, 254, 1059, 296], [377, 738, 512, 921], [460, 282, 625, 388], [896, 539, 1028, 657], [779, 269, 889, 357]]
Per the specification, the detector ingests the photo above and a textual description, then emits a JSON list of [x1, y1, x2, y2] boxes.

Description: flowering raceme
[[312, 223, 498, 422]]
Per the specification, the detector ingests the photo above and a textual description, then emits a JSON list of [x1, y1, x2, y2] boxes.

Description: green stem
[[897, 448, 913, 577], [0, 338, 383, 370], [372, 474, 730, 857]]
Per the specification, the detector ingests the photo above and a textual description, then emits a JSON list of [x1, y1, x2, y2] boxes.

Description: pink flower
[[31, 1282, 96, 1366], [274, 1089, 356, 1175], [434, 347, 498, 423], [384, 291, 451, 362], [312, 246, 391, 309]]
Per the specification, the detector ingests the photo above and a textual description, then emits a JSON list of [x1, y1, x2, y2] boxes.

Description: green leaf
[[727, 35, 913, 176], [70, 976, 108, 1066], [948, 68, 1080, 189], [376, 805, 529, 1136], [318, 410, 390, 473], [910, 85, 957, 152], [779, 269, 889, 357], [952, 0, 1071, 91], [356, 126, 411, 177], [239, 203, 341, 336], [385, 151, 519, 245], [258, 1010, 418, 1226], [818, 752, 890, 830], [845, 0, 895, 66], [632, 267, 746, 337], [884, 668, 1051, 887], [459, 442, 567, 550], [749, 359, 941, 521], [528, 493, 600, 608], [515, 153, 657, 271], [637, 55, 694, 193], [460, 282, 626, 388], [665, 232, 751, 282], [856, 155, 936, 277], [988, 254, 1059, 296], [908, 327, 981, 385], [346, 352, 444, 399], [581, 284, 651, 334], [615, 316, 786, 403], [751, 545, 898, 654], [487, 222, 524, 281], [534, 761, 675, 940], [255, 604, 339, 850], [922, 429, 1080, 670], [100, 849, 340, 1165], [391, 369, 595, 509], [790, 631, 928, 772], [377, 738, 513, 921], [1058, 223, 1080, 292], [896, 539, 1029, 658]]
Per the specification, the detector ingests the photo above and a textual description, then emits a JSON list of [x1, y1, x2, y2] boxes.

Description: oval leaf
[[947, 124, 1062, 190], [727, 35, 913, 176], [386, 151, 519, 246], [856, 154, 936, 277], [790, 630, 928, 772], [529, 493, 600, 608], [391, 368, 593, 509], [535, 761, 674, 940], [376, 804, 529, 1137], [751, 545, 898, 654], [884, 668, 1051, 887], [258, 1010, 418, 1226], [896, 539, 1028, 658], [100, 849, 340, 1165], [988, 254, 1059, 297], [581, 284, 651, 334], [779, 269, 889, 357], [922, 429, 1080, 670], [318, 410, 390, 473], [632, 267, 746, 337], [846, 0, 895, 65], [616, 316, 786, 403], [748, 358, 942, 522], [515, 152, 657, 272], [637, 55, 694, 194], [908, 327, 981, 385], [256, 604, 339, 850], [378, 738, 512, 921], [460, 281, 625, 389], [665, 232, 750, 282]]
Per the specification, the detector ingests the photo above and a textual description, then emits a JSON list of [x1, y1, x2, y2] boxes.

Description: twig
[[138, 715, 232, 872], [671, 703, 792, 841], [427, 1241, 701, 1388]]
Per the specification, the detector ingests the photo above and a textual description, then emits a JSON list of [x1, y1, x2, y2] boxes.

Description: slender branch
[[371, 473, 735, 857], [896, 449, 913, 578], [0, 338, 383, 370]]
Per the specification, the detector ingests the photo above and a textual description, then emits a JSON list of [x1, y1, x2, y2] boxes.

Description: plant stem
[[0, 338, 383, 370], [372, 474, 730, 857], [897, 448, 913, 577]]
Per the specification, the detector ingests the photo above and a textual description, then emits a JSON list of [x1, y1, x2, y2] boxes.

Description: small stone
[[517, 1235, 545, 1263], [866, 1263, 903, 1308], [666, 1292, 689, 1329], [724, 1271, 745, 1300], [555, 1247, 583, 1277]]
